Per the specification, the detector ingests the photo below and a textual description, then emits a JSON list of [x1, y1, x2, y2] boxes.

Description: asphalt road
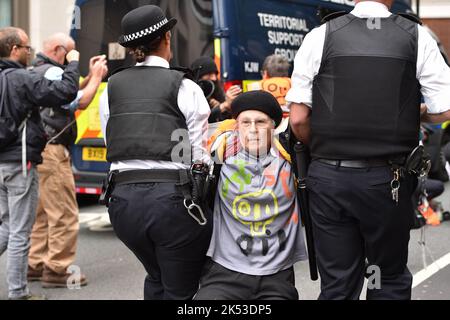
[[1, 184, 449, 300]]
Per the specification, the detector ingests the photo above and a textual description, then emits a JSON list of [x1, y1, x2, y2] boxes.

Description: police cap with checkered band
[[118, 5, 177, 48]]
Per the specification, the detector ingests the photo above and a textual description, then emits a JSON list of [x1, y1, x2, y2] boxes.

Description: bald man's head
[[42, 33, 76, 65]]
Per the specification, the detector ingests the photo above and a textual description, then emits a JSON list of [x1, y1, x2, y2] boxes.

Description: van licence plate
[[82, 147, 107, 162]]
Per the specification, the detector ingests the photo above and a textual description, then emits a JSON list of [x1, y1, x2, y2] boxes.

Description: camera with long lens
[[197, 79, 216, 100]]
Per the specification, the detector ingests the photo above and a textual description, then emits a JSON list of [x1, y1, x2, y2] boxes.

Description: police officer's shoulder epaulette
[[111, 66, 131, 76], [397, 13, 423, 25], [170, 66, 195, 81], [321, 11, 348, 24]]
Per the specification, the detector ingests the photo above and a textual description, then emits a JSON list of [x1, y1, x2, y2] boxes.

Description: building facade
[[1, 0, 75, 52], [0, 0, 13, 28], [414, 0, 450, 56], [1, 0, 448, 59], [0, 0, 29, 31]]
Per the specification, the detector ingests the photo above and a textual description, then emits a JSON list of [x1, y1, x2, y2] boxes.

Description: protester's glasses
[[16, 45, 33, 53], [58, 46, 69, 54], [238, 119, 273, 129]]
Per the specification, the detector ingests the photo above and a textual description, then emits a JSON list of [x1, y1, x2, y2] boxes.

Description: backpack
[[0, 68, 19, 149], [0, 69, 31, 153]]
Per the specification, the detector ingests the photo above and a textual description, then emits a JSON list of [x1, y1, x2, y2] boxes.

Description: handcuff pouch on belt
[[99, 165, 215, 224], [178, 162, 214, 226], [389, 145, 431, 178], [405, 146, 432, 215], [404, 145, 431, 178], [99, 170, 118, 207], [388, 146, 431, 205]]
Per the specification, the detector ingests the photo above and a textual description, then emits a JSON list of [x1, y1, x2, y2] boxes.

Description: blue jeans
[[0, 163, 38, 299]]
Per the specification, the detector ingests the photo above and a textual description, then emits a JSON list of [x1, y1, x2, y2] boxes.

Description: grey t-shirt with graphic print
[[207, 142, 307, 276]]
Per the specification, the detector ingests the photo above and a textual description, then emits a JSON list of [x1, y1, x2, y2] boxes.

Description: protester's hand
[[219, 85, 242, 113], [89, 55, 106, 72], [209, 98, 221, 109], [420, 104, 427, 116], [92, 60, 108, 80], [226, 85, 242, 103], [90, 55, 106, 68], [101, 63, 109, 79], [66, 50, 80, 63]]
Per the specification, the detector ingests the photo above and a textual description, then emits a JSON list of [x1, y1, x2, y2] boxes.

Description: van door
[[213, 0, 354, 90], [73, 0, 214, 76], [71, 0, 215, 194], [214, 0, 415, 90]]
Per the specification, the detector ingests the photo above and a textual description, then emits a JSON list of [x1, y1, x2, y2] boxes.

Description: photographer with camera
[[191, 56, 241, 123]]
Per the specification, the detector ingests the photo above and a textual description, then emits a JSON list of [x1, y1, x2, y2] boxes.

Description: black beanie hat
[[231, 91, 283, 127], [191, 56, 218, 79]]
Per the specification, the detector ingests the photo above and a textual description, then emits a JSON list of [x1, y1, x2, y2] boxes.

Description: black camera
[[197, 79, 216, 100]]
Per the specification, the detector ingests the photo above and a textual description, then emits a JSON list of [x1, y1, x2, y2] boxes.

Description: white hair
[[43, 33, 75, 53]]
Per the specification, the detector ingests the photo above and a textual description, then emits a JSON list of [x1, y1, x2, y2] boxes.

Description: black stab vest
[[311, 14, 421, 160], [106, 66, 190, 163]]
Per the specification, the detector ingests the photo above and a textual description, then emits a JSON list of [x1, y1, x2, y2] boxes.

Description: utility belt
[[316, 145, 431, 205], [317, 158, 393, 169], [99, 163, 215, 226]]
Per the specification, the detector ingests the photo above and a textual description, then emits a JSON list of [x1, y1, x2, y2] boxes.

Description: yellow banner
[[75, 80, 108, 143]]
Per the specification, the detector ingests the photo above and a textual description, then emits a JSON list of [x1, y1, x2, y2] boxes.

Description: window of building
[[0, 0, 12, 28]]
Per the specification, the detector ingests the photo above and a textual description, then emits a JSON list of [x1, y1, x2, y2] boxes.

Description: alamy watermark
[[66, 265, 83, 290], [367, 17, 382, 30], [68, 5, 81, 30], [366, 265, 381, 290]]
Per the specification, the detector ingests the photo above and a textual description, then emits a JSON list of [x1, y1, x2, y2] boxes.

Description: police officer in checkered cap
[[99, 5, 212, 300]]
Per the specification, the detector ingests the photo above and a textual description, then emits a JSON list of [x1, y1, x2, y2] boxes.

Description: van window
[[73, 0, 214, 76]]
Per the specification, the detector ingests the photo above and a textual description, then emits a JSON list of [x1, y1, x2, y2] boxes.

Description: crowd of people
[[1, 0, 450, 301], [0, 27, 107, 299]]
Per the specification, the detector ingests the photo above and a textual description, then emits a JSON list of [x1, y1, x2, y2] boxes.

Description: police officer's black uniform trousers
[[108, 178, 212, 300], [307, 160, 417, 300]]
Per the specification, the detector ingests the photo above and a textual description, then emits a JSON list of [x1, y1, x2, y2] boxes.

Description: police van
[[71, 0, 414, 195]]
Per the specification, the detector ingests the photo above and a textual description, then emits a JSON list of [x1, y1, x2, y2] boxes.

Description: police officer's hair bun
[[129, 46, 147, 63], [127, 32, 166, 63]]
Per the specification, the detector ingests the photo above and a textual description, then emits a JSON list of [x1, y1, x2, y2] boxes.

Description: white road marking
[[79, 214, 104, 224], [412, 252, 450, 288], [79, 213, 113, 232]]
